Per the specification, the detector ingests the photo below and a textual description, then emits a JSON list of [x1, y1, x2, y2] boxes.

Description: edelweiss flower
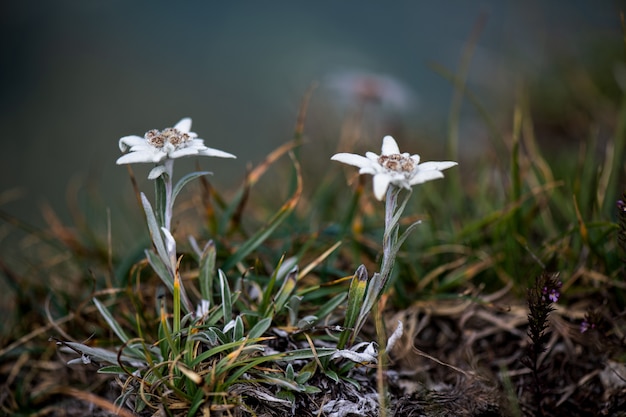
[[116, 118, 235, 179], [331, 136, 457, 200]]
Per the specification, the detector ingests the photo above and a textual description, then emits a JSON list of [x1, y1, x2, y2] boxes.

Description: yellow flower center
[[378, 154, 415, 174], [145, 127, 191, 149]]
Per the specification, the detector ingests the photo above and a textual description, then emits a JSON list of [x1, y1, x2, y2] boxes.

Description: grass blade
[[198, 240, 216, 301], [338, 265, 368, 348], [222, 152, 302, 271], [141, 193, 170, 271], [219, 269, 232, 324], [93, 297, 130, 344]]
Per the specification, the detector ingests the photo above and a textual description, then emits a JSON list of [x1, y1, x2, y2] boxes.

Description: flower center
[[145, 127, 191, 149], [378, 154, 415, 174]]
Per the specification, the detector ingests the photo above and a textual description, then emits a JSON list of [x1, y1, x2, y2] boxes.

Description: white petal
[[359, 166, 379, 175], [418, 161, 458, 171], [148, 165, 168, 179], [388, 171, 408, 181], [128, 143, 155, 152], [410, 154, 421, 165], [188, 139, 206, 148], [198, 147, 237, 159], [365, 151, 380, 161], [391, 177, 412, 190], [373, 173, 392, 200], [116, 150, 160, 165], [170, 147, 202, 159], [409, 170, 444, 185], [174, 117, 192, 133], [381, 135, 400, 155], [331, 153, 372, 168], [119, 135, 145, 152]]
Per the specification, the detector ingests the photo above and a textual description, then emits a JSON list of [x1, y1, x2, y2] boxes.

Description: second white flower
[[331, 135, 457, 200]]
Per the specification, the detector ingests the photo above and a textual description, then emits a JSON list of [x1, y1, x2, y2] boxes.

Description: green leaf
[[338, 265, 367, 348], [97, 365, 133, 375], [296, 370, 312, 385], [146, 249, 174, 292], [219, 269, 232, 324], [222, 204, 294, 271], [212, 327, 229, 345], [198, 240, 216, 301], [280, 347, 336, 361], [93, 297, 130, 344], [273, 266, 297, 314], [385, 188, 411, 242], [316, 292, 347, 324], [286, 295, 303, 326], [299, 358, 317, 378], [260, 255, 286, 317], [58, 341, 142, 365], [285, 363, 295, 380], [154, 175, 167, 228], [325, 369, 339, 383], [303, 385, 322, 394], [172, 171, 212, 207], [395, 219, 422, 251], [187, 388, 207, 417], [233, 315, 244, 341], [190, 338, 263, 368], [353, 271, 383, 337], [190, 327, 219, 345], [141, 193, 170, 270], [277, 389, 296, 403], [248, 317, 272, 339], [222, 155, 302, 271], [263, 376, 302, 392]]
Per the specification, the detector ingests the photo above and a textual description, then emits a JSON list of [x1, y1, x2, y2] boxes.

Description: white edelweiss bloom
[[116, 118, 236, 177], [331, 135, 457, 200]]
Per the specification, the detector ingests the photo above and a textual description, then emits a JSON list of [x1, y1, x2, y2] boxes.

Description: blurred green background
[[0, 0, 621, 228]]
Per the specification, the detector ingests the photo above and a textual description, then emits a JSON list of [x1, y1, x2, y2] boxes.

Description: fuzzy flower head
[[116, 118, 235, 179], [331, 135, 457, 200]]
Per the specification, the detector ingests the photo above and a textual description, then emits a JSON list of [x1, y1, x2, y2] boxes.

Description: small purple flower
[[548, 289, 559, 303], [580, 320, 595, 333], [541, 284, 560, 303], [618, 199, 625, 212]]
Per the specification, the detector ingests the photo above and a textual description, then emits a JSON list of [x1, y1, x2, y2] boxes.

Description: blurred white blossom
[[326, 71, 414, 111]]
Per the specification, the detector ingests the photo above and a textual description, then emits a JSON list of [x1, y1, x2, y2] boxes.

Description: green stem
[[379, 186, 399, 293], [163, 159, 174, 230]]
